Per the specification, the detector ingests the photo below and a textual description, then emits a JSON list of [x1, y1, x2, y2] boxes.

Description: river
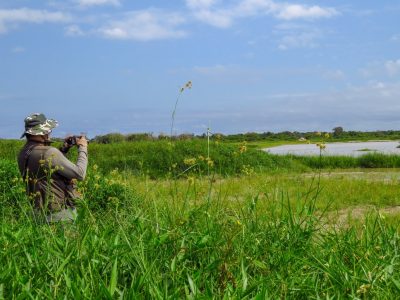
[[264, 141, 400, 156]]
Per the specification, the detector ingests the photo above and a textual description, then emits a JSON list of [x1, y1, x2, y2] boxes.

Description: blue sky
[[0, 0, 399, 138]]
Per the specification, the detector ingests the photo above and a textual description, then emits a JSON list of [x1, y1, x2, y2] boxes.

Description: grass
[[2, 172, 400, 298], [1, 140, 400, 298]]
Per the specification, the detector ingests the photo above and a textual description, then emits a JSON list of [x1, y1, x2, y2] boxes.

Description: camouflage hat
[[20, 113, 58, 138]]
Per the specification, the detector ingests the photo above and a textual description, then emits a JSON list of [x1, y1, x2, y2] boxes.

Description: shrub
[[79, 165, 137, 211], [93, 133, 125, 144]]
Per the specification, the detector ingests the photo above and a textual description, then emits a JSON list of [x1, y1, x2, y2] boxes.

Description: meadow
[[1, 139, 400, 298]]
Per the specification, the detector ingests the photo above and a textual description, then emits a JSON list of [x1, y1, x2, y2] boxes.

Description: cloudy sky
[[0, 0, 399, 138]]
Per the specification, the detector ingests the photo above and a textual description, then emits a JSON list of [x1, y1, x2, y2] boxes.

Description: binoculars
[[65, 135, 86, 146]]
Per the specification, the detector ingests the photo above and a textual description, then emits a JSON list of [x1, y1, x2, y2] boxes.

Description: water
[[264, 141, 400, 156]]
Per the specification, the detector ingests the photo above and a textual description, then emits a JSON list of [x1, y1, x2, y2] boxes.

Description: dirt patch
[[323, 205, 400, 230], [301, 171, 400, 183]]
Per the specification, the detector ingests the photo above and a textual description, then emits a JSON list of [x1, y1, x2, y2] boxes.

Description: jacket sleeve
[[45, 146, 88, 181]]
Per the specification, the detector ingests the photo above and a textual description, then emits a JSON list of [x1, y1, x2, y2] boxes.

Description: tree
[[332, 126, 344, 137]]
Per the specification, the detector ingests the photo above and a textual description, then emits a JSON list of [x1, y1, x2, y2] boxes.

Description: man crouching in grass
[[17, 113, 88, 223]]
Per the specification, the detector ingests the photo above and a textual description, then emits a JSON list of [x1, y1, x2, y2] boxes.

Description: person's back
[[17, 113, 88, 222]]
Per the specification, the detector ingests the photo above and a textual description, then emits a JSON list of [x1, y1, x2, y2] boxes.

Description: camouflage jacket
[[17, 141, 88, 212]]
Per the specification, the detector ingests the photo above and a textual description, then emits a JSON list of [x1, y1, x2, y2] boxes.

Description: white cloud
[[274, 23, 322, 50], [186, 0, 217, 10], [194, 64, 228, 75], [0, 8, 71, 34], [323, 70, 345, 80], [277, 4, 338, 20], [98, 10, 186, 41], [12, 46, 25, 53], [185, 0, 338, 28], [247, 81, 400, 131], [75, 0, 120, 7], [65, 24, 85, 36], [0, 22, 5, 33], [361, 59, 400, 78], [391, 34, 400, 42], [278, 30, 320, 50], [385, 59, 400, 76], [193, 64, 263, 83], [192, 9, 232, 28]]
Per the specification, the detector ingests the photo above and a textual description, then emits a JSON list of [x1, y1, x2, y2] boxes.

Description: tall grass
[[1, 163, 400, 298]]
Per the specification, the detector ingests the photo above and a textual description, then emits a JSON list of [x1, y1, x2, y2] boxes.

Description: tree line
[[91, 128, 400, 144]]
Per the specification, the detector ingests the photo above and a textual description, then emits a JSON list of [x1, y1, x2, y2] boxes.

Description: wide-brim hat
[[20, 113, 58, 138]]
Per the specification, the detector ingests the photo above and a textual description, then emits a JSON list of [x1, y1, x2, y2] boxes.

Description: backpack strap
[[22, 144, 39, 180]]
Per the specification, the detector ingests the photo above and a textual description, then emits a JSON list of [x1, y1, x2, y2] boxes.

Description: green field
[[1, 139, 400, 298]]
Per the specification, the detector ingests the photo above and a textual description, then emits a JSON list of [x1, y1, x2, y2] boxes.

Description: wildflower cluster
[[184, 157, 197, 166], [182, 155, 214, 174], [241, 164, 254, 176], [180, 80, 192, 93], [315, 132, 330, 151], [80, 164, 131, 210], [239, 141, 247, 154]]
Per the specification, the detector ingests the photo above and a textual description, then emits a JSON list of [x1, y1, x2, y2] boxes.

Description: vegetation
[[86, 128, 400, 144], [1, 139, 400, 298]]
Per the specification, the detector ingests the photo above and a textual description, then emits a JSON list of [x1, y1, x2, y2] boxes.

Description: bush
[[93, 133, 125, 144], [79, 165, 137, 211]]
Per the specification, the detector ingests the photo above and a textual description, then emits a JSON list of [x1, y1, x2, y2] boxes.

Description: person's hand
[[76, 136, 88, 147]]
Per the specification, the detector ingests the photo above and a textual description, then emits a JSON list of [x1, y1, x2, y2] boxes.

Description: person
[[17, 113, 88, 222]]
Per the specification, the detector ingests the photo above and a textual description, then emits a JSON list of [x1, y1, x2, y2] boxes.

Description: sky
[[0, 0, 399, 138]]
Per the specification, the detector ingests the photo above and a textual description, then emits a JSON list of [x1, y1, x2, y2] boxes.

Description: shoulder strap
[[22, 145, 51, 180], [22, 144, 38, 180]]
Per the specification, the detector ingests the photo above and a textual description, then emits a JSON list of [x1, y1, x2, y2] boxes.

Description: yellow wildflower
[[110, 169, 119, 176], [187, 176, 195, 185], [356, 284, 371, 294], [241, 164, 254, 175], [206, 158, 214, 167], [184, 158, 196, 166]]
